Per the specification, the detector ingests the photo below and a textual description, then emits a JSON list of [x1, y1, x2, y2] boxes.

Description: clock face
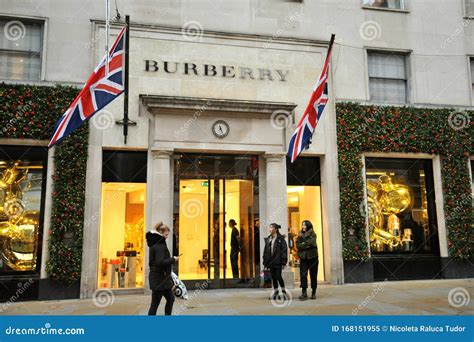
[[212, 120, 230, 139]]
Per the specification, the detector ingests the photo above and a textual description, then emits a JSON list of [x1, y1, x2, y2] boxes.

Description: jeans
[[300, 257, 318, 290], [148, 288, 175, 315]]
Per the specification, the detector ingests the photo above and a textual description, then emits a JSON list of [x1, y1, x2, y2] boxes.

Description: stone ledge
[[141, 95, 297, 118]]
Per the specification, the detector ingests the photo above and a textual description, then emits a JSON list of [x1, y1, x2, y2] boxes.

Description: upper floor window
[[466, 0, 474, 17], [363, 0, 405, 10], [0, 19, 43, 81], [368, 51, 409, 104], [470, 57, 474, 99]]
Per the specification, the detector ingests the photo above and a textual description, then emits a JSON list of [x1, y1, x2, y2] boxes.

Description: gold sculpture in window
[[368, 174, 414, 252], [0, 162, 39, 271]]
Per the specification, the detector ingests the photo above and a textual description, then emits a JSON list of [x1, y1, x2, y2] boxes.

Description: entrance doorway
[[174, 154, 259, 289]]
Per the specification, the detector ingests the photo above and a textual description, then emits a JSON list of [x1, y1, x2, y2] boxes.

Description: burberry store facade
[[78, 22, 343, 298], [1, 11, 473, 303]]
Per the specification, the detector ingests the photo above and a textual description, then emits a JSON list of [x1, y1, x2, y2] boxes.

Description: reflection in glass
[[98, 183, 146, 288], [0, 161, 42, 272]]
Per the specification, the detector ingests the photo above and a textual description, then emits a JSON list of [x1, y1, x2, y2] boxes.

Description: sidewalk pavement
[[1, 279, 472, 316]]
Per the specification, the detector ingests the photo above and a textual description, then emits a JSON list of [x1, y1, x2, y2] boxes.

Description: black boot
[[299, 289, 308, 300], [270, 290, 279, 300], [311, 288, 317, 300]]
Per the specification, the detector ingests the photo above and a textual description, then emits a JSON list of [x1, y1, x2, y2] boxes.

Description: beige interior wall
[[99, 189, 126, 265], [178, 180, 209, 280], [97, 183, 146, 288], [288, 185, 325, 281]]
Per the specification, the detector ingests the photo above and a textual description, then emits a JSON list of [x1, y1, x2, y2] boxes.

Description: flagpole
[[105, 0, 110, 76], [123, 14, 130, 144]]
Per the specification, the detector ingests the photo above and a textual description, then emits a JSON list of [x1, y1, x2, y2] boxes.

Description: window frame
[[469, 158, 474, 208], [464, 0, 474, 18], [0, 15, 47, 82], [361, 154, 442, 257], [0, 145, 48, 277], [365, 48, 412, 104], [469, 56, 474, 105], [361, 0, 409, 12]]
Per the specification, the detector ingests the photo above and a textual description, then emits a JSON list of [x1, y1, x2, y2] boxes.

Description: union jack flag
[[288, 34, 335, 163], [48, 26, 126, 147]]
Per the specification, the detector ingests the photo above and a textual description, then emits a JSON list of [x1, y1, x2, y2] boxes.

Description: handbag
[[261, 269, 272, 288]]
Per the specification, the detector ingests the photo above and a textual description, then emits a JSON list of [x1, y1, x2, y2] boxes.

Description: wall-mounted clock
[[212, 120, 230, 139]]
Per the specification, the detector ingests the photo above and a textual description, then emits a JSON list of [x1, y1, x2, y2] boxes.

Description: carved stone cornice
[[141, 95, 297, 118]]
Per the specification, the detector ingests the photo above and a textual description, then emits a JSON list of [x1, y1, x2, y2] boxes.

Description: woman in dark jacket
[[263, 223, 288, 300], [146, 222, 178, 315], [296, 220, 318, 300]]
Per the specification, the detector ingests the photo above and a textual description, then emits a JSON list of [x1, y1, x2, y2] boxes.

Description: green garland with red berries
[[0, 83, 88, 283], [336, 102, 473, 261]]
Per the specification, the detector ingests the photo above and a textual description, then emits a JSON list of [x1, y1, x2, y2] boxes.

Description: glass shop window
[[0, 159, 44, 273], [98, 150, 147, 289], [364, 158, 440, 256], [286, 157, 325, 282], [97, 183, 146, 288]]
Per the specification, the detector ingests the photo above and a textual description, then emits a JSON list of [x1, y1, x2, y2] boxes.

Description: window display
[[97, 183, 146, 288], [0, 160, 43, 273], [365, 158, 439, 255]]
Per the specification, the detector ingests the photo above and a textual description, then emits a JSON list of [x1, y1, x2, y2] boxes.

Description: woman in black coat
[[146, 222, 179, 315], [262, 223, 288, 300], [296, 220, 318, 300]]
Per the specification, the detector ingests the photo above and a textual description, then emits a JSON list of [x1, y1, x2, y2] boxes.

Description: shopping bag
[[171, 272, 188, 300]]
